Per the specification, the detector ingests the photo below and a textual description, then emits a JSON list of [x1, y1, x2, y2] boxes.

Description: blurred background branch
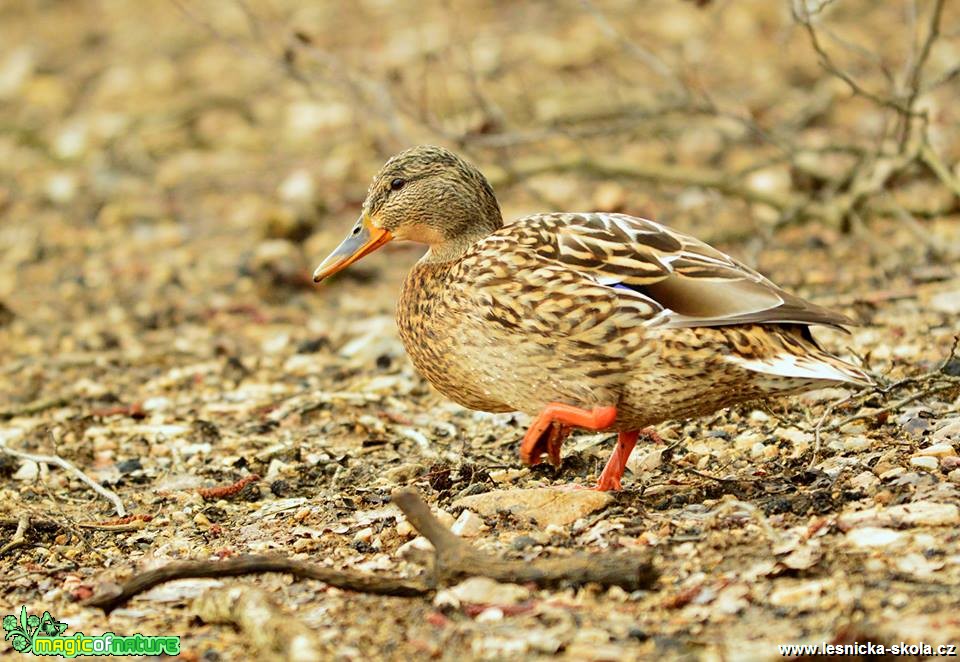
[[163, 0, 959, 238]]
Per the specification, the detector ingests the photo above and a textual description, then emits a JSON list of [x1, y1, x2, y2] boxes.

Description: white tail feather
[[728, 354, 871, 386]]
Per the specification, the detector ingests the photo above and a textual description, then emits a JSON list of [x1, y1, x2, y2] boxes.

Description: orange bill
[[313, 214, 393, 282]]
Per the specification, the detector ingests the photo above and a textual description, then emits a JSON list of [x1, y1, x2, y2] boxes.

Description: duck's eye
[[390, 178, 405, 191]]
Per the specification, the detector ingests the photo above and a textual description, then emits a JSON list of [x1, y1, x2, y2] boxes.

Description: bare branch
[[792, 2, 919, 116], [0, 434, 126, 517], [87, 489, 656, 614], [0, 514, 30, 557]]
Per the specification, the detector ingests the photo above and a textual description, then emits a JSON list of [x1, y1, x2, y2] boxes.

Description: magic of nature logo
[[3, 606, 180, 657]]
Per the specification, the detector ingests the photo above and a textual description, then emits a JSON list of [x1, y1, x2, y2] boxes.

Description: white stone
[[768, 578, 832, 610], [910, 456, 939, 471], [44, 173, 77, 204], [896, 552, 944, 578], [930, 290, 960, 314], [839, 501, 960, 529], [13, 460, 39, 481], [455, 488, 612, 528], [846, 527, 906, 549], [843, 436, 872, 452], [278, 169, 316, 207], [433, 577, 529, 608], [887, 501, 959, 526], [933, 419, 960, 442], [749, 410, 770, 423], [352, 527, 373, 543], [781, 541, 822, 570], [879, 467, 906, 480], [396, 536, 433, 563], [54, 123, 88, 159], [850, 471, 880, 492], [734, 431, 764, 451], [395, 518, 414, 538], [451, 509, 486, 538], [626, 447, 662, 473], [778, 427, 813, 446], [475, 607, 504, 622], [0, 48, 34, 98], [142, 396, 172, 412], [265, 458, 287, 481], [916, 443, 957, 457]]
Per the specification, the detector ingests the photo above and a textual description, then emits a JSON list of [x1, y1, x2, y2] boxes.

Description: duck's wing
[[509, 212, 854, 331]]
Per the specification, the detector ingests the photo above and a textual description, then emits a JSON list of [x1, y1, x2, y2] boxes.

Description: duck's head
[[313, 145, 503, 282]]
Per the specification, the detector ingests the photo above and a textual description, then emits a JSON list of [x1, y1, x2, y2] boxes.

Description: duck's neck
[[420, 219, 502, 264]]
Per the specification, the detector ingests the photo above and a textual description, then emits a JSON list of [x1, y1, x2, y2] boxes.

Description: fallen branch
[[85, 555, 428, 614], [0, 514, 30, 556], [919, 141, 960, 199], [0, 439, 126, 517], [393, 488, 655, 589], [86, 488, 656, 614]]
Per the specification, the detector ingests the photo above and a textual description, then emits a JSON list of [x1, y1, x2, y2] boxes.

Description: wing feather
[[508, 212, 854, 330]]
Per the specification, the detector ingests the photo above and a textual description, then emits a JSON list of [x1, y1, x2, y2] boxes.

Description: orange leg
[[543, 422, 571, 467], [595, 427, 663, 491], [520, 403, 618, 467]]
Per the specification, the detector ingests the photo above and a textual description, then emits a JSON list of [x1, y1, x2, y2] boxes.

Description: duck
[[313, 145, 872, 491]]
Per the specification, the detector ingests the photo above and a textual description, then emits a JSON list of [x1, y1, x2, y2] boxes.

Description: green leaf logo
[[3, 607, 68, 654]]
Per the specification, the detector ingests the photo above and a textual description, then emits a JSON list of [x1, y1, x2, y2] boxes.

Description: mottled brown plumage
[[315, 145, 872, 490]]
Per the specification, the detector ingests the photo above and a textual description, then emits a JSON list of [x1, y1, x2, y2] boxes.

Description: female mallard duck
[[314, 145, 871, 491]]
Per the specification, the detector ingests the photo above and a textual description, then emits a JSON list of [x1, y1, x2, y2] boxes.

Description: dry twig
[[0, 436, 126, 517], [0, 514, 31, 557], [85, 555, 428, 614], [86, 488, 656, 614], [393, 488, 655, 589]]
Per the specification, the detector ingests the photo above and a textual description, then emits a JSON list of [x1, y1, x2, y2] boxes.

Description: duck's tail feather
[[728, 351, 873, 388]]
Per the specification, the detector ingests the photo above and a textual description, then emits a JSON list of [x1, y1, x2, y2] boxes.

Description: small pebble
[[850, 470, 880, 493], [768, 578, 831, 610], [879, 467, 906, 480], [395, 518, 414, 538], [13, 460, 39, 481], [434, 577, 530, 608], [915, 443, 956, 457], [846, 526, 906, 548], [843, 436, 871, 452], [475, 607, 504, 623], [451, 509, 486, 538], [397, 536, 433, 562], [909, 456, 939, 471], [353, 526, 374, 543]]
